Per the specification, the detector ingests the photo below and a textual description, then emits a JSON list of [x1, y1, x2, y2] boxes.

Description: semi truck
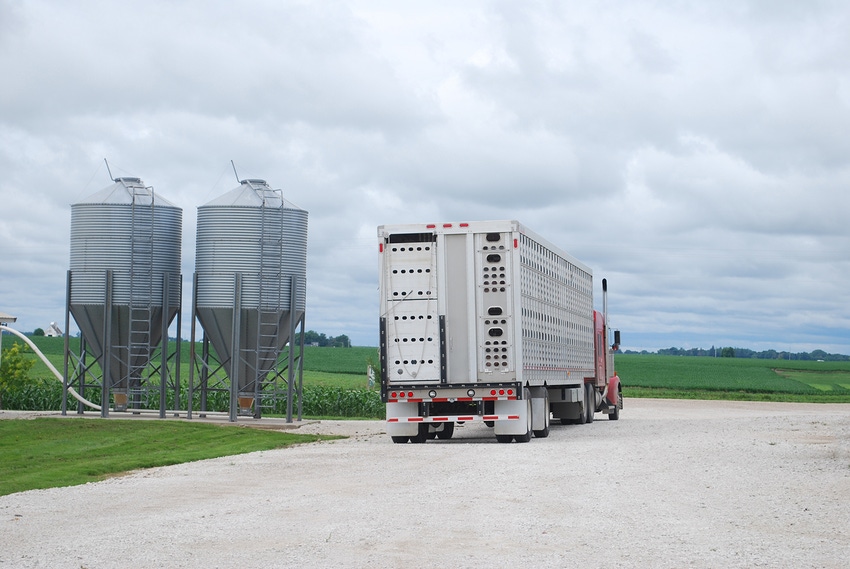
[[378, 220, 622, 443]]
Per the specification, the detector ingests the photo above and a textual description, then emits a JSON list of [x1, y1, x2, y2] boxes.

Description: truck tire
[[391, 436, 410, 444], [496, 434, 513, 443], [410, 423, 428, 443], [436, 422, 455, 440], [609, 391, 622, 421], [585, 383, 595, 424]]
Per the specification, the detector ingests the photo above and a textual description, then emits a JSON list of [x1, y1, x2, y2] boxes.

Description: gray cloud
[[1, 0, 848, 354]]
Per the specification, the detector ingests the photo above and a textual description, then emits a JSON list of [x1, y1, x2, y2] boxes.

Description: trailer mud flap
[[493, 396, 529, 436], [386, 402, 420, 437]]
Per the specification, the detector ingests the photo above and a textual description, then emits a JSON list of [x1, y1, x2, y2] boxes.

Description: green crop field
[[4, 337, 850, 413], [615, 354, 850, 402], [11, 336, 379, 382], [1, 336, 382, 417]]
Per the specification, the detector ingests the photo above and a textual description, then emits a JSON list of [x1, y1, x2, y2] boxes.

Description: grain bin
[[192, 179, 307, 420], [67, 177, 182, 415]]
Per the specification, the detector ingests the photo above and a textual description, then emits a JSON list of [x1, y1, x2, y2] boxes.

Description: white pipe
[[0, 324, 101, 411]]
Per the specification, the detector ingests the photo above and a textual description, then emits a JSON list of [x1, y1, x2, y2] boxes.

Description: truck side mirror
[[612, 330, 621, 350]]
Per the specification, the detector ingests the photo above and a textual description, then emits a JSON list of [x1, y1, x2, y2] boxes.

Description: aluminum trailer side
[[378, 220, 620, 443]]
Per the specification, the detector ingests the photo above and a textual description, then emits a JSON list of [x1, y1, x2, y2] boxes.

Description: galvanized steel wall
[[69, 178, 182, 307], [195, 202, 307, 310]]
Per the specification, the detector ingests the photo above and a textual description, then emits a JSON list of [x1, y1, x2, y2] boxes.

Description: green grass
[[0, 418, 339, 497]]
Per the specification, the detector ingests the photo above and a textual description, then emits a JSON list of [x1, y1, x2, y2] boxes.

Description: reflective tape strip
[[388, 396, 517, 403], [386, 415, 520, 424]]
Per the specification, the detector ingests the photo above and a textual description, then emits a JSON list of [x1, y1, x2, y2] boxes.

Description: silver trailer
[[378, 220, 620, 443]]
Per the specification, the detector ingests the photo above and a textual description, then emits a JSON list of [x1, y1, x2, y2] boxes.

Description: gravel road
[[1, 399, 848, 568]]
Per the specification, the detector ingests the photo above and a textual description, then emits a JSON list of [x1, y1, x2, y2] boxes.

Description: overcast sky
[[1, 0, 848, 354]]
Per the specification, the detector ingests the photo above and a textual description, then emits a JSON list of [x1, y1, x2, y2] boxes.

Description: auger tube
[[0, 324, 101, 411]]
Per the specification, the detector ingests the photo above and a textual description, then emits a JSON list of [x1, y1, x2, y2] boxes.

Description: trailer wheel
[[410, 423, 428, 443], [585, 383, 595, 424], [495, 434, 513, 443], [436, 422, 455, 440], [391, 436, 410, 444], [577, 400, 587, 425]]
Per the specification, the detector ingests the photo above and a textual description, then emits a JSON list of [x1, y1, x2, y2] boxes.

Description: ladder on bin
[[127, 185, 155, 405], [249, 185, 285, 414]]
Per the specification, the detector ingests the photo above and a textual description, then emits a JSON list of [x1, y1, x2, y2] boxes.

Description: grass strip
[[0, 418, 339, 497], [623, 386, 850, 403]]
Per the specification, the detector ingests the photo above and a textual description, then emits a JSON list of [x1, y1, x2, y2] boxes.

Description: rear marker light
[[408, 392, 414, 398], [426, 224, 436, 228], [467, 389, 475, 397], [507, 389, 514, 396], [429, 390, 437, 398], [443, 223, 452, 228], [499, 389, 505, 395], [490, 389, 497, 396]]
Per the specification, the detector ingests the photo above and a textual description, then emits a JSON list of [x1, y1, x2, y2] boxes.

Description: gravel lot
[[1, 399, 849, 568]]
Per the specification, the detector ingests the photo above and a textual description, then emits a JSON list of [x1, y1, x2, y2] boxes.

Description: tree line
[[623, 346, 850, 361], [298, 330, 351, 348]]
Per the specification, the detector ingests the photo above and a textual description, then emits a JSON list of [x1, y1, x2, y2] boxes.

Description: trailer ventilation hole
[[487, 254, 502, 263], [488, 328, 504, 337]]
